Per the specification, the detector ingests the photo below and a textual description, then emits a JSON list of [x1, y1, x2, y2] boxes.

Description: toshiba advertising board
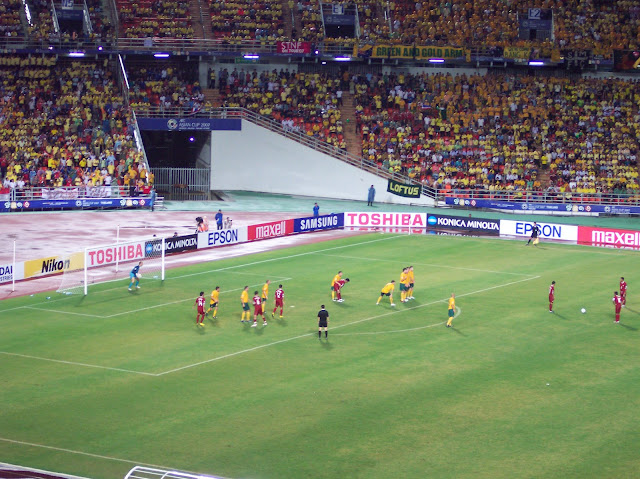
[[344, 212, 427, 229]]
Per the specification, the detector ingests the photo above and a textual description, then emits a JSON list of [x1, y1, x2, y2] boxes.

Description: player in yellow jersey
[[446, 293, 455, 328], [261, 279, 270, 313], [240, 285, 250, 322], [407, 266, 415, 300], [376, 280, 396, 306], [206, 286, 220, 318], [399, 267, 410, 303], [331, 271, 343, 301]]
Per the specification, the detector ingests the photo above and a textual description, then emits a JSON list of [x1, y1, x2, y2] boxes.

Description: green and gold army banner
[[369, 44, 465, 60]]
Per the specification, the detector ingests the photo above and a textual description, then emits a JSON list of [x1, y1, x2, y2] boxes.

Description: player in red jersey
[[193, 291, 206, 327], [333, 278, 350, 302], [612, 292, 622, 323], [619, 277, 627, 307], [252, 290, 266, 327], [548, 281, 555, 313], [272, 284, 285, 318]]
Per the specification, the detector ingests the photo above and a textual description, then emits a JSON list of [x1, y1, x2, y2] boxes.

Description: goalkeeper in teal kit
[[128, 261, 143, 291]]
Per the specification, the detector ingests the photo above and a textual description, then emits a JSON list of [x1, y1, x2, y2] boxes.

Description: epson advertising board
[[500, 220, 578, 242], [197, 227, 248, 249]]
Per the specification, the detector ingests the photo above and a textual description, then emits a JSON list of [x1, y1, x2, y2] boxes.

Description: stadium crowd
[[0, 56, 151, 197], [209, 0, 284, 41], [117, 0, 194, 38], [352, 71, 640, 195], [127, 62, 207, 113]]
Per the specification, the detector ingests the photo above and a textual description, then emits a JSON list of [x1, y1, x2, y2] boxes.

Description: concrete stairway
[[339, 91, 360, 157], [188, 0, 209, 39], [203, 88, 221, 107]]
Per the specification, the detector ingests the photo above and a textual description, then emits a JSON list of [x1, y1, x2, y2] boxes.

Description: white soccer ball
[[581, 308, 586, 314], [136, 273, 142, 279]]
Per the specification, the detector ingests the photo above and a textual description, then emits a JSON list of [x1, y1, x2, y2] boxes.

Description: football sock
[[325, 331, 328, 338], [318, 331, 321, 338]]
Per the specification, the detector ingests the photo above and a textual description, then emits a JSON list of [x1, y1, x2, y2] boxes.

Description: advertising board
[[500, 220, 578, 242]]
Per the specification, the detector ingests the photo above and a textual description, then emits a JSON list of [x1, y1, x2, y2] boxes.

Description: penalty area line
[[0, 351, 156, 376], [0, 438, 201, 474], [332, 307, 461, 336]]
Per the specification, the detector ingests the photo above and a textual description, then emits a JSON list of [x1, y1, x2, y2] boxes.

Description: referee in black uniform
[[317, 305, 329, 339]]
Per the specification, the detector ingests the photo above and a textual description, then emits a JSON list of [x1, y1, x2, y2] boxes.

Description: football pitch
[[1, 233, 639, 479]]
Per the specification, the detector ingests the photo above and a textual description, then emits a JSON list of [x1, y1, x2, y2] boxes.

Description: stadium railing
[[133, 106, 423, 188], [431, 188, 640, 207], [9, 185, 143, 200]]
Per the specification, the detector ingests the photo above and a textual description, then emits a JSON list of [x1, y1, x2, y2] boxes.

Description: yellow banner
[[24, 252, 84, 279], [371, 45, 465, 60], [503, 46, 531, 60]]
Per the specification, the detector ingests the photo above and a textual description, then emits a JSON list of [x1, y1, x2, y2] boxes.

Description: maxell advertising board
[[145, 234, 198, 257], [294, 213, 344, 233], [345, 212, 427, 228], [578, 226, 640, 249], [197, 227, 248, 249], [247, 219, 294, 241], [426, 214, 500, 235], [499, 220, 578, 242]]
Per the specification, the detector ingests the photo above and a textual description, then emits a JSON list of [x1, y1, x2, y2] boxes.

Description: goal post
[[57, 237, 165, 296], [125, 466, 225, 479]]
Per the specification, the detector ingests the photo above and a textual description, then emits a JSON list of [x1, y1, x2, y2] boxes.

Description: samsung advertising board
[[500, 220, 578, 242], [426, 214, 500, 235], [197, 227, 248, 249], [294, 213, 344, 233]]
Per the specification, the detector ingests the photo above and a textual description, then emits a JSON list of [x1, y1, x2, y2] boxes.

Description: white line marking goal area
[[0, 276, 539, 377]]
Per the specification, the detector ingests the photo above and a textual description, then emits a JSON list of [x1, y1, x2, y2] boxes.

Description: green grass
[[1, 233, 640, 479]]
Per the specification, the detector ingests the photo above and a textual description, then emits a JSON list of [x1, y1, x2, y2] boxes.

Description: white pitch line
[[157, 277, 538, 376], [332, 307, 461, 336], [0, 438, 189, 471], [23, 306, 99, 318], [0, 351, 156, 376]]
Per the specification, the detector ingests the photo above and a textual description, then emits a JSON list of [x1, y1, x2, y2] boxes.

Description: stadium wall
[[209, 120, 435, 205]]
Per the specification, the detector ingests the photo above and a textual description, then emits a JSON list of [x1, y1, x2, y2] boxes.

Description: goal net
[[57, 237, 165, 295]]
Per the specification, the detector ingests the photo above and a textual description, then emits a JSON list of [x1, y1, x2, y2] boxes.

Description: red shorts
[[254, 305, 263, 315], [197, 307, 205, 315], [275, 299, 284, 307], [549, 294, 554, 302], [615, 306, 622, 314]]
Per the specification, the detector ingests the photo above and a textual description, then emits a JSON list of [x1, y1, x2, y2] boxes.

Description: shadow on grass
[[320, 337, 334, 349], [623, 307, 640, 316], [451, 326, 466, 337], [552, 312, 568, 320], [618, 323, 638, 332]]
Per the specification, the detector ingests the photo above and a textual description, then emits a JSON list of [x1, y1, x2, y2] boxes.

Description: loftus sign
[[345, 212, 427, 228], [500, 220, 578, 242], [427, 214, 499, 235], [248, 219, 294, 241], [197, 227, 248, 249], [294, 213, 344, 233], [87, 242, 145, 267], [387, 179, 421, 198], [579, 226, 640, 249]]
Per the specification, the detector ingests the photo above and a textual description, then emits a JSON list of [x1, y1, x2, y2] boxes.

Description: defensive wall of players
[[2, 212, 639, 286]]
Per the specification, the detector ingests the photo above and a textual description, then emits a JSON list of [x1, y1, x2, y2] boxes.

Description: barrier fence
[[3, 212, 639, 288]]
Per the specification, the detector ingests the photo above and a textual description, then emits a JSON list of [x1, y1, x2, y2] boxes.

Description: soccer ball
[[581, 308, 586, 314], [136, 273, 142, 279]]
